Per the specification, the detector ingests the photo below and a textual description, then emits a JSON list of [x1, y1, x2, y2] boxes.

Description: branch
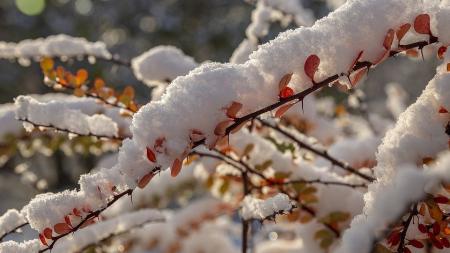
[[224, 38, 439, 139], [0, 222, 29, 242], [38, 189, 134, 253], [18, 118, 127, 141], [397, 204, 418, 253], [257, 119, 375, 182]]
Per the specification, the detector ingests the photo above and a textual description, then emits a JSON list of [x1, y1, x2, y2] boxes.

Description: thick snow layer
[[336, 152, 450, 253], [15, 96, 119, 138], [0, 209, 27, 241], [131, 45, 198, 87], [17, 0, 450, 236], [0, 239, 41, 253], [0, 34, 111, 62], [241, 193, 293, 220]]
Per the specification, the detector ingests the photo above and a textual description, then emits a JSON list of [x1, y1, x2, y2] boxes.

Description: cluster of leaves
[[40, 58, 139, 114]]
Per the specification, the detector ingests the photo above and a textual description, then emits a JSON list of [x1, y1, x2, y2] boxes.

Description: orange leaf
[[79, 218, 96, 229], [278, 73, 293, 91], [226, 101, 243, 119], [75, 69, 88, 86], [437, 46, 447, 60], [39, 233, 48, 246], [373, 50, 389, 65], [351, 68, 368, 87], [214, 119, 233, 136], [43, 228, 53, 239], [383, 29, 395, 50], [123, 86, 135, 99], [426, 199, 443, 221], [138, 172, 154, 189], [414, 14, 431, 35], [447, 63, 450, 72], [406, 49, 419, 58], [73, 208, 81, 217], [304, 54, 320, 81], [94, 78, 105, 90], [40, 58, 54, 72], [279, 86, 294, 98], [171, 158, 182, 177], [230, 119, 249, 134], [54, 222, 71, 234], [146, 147, 157, 163], [275, 103, 295, 118], [396, 24, 411, 42], [74, 87, 85, 97]]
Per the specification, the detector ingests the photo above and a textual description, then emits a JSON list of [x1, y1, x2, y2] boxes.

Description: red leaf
[[226, 101, 243, 119], [438, 106, 448, 114], [404, 247, 411, 253], [388, 231, 401, 246], [432, 237, 443, 249], [146, 147, 157, 163], [409, 239, 424, 248], [73, 208, 81, 217], [396, 23, 411, 42], [373, 50, 389, 65], [278, 73, 293, 91], [437, 46, 447, 60], [54, 223, 71, 235], [414, 14, 431, 35], [79, 218, 96, 229], [442, 238, 450, 248], [418, 224, 427, 233], [434, 195, 449, 203], [43, 228, 53, 240], [304, 55, 320, 81], [275, 103, 295, 118], [214, 120, 233, 136], [279, 86, 294, 98], [351, 68, 368, 87], [64, 215, 72, 227], [383, 29, 395, 50], [138, 172, 154, 189], [39, 233, 48, 246], [153, 137, 166, 152], [433, 222, 440, 235], [189, 129, 204, 143], [171, 158, 182, 177]]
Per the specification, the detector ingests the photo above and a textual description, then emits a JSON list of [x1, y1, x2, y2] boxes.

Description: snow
[[0, 239, 41, 253], [385, 82, 408, 118], [50, 209, 164, 253], [241, 193, 293, 220], [131, 45, 198, 87], [15, 96, 119, 138], [0, 209, 27, 241], [0, 34, 111, 65]]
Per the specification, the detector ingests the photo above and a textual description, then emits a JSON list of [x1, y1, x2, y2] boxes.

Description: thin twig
[[0, 222, 29, 242], [257, 119, 375, 182], [18, 118, 128, 141]]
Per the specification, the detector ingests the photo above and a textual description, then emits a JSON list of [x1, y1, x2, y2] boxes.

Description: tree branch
[[0, 222, 29, 242], [257, 119, 375, 182]]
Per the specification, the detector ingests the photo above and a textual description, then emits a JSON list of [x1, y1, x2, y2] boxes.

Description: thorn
[[420, 48, 425, 61]]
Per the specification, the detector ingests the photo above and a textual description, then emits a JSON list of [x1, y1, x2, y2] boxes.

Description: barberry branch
[[257, 119, 375, 182], [18, 118, 128, 141], [0, 222, 29, 242]]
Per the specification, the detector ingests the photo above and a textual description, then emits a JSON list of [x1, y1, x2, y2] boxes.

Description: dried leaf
[[279, 86, 294, 98], [396, 24, 411, 42], [75, 69, 88, 86], [40, 58, 54, 72], [304, 54, 320, 81], [437, 46, 447, 59], [226, 101, 243, 119], [43, 228, 53, 239], [54, 222, 71, 234], [171, 158, 182, 177], [275, 103, 295, 118], [278, 73, 293, 91], [146, 147, 157, 163], [414, 14, 431, 35], [138, 172, 154, 189], [383, 29, 395, 50]]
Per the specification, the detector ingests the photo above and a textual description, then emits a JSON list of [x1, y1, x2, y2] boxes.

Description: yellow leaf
[[94, 78, 105, 90], [122, 86, 135, 99], [74, 88, 85, 97], [426, 199, 443, 221], [75, 69, 88, 86], [40, 58, 54, 72]]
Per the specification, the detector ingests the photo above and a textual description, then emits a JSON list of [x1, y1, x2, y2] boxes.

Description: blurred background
[[0, 0, 439, 214]]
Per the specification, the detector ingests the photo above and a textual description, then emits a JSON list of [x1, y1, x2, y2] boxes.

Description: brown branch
[[397, 204, 418, 253], [18, 118, 128, 141], [262, 179, 367, 189], [224, 37, 439, 139], [38, 189, 133, 252], [47, 79, 136, 114], [257, 119, 375, 182], [0, 222, 29, 242]]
